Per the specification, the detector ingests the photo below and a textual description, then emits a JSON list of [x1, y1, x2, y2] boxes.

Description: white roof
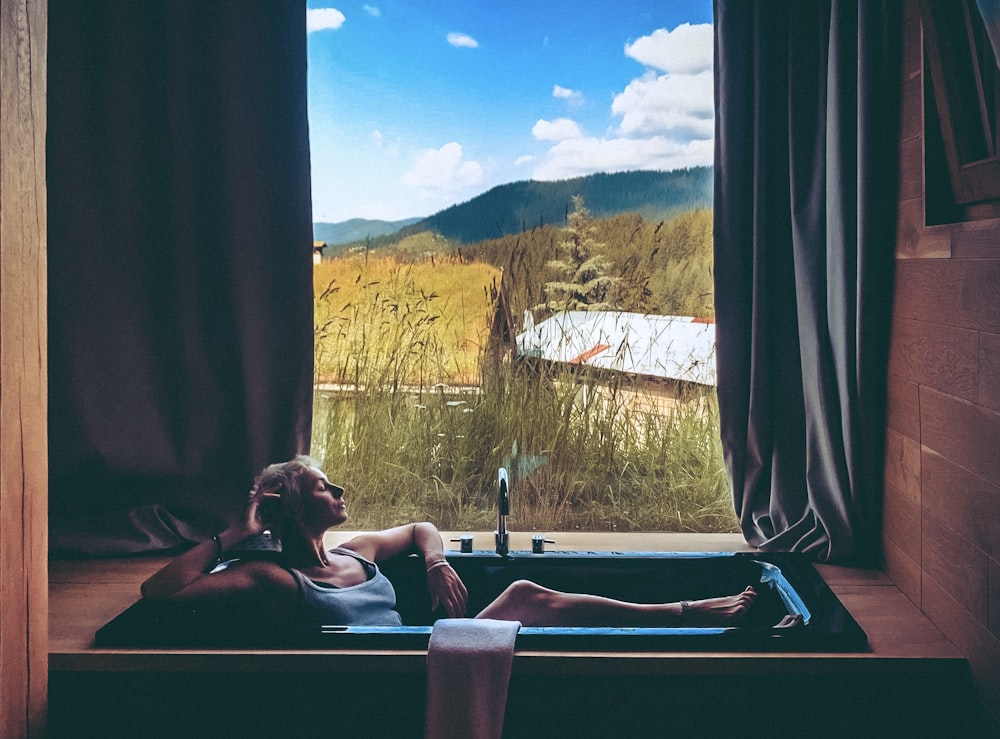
[[516, 311, 716, 386]]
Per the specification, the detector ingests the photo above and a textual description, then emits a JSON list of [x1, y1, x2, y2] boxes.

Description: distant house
[[313, 240, 328, 264], [516, 311, 716, 406]]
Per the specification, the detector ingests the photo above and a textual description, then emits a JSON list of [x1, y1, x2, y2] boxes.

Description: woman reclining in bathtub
[[142, 455, 802, 630]]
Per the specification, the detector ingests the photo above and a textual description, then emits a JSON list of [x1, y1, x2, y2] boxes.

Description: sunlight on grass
[[313, 251, 499, 387]]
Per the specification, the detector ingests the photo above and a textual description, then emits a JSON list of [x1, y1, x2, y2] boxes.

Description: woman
[[142, 456, 796, 630]]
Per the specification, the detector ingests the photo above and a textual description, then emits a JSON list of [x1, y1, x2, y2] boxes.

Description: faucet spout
[[495, 467, 509, 556]]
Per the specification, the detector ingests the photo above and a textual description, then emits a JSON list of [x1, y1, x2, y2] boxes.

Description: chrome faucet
[[495, 467, 510, 556]]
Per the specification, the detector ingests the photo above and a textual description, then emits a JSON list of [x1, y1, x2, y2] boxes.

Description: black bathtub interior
[[95, 550, 868, 652]]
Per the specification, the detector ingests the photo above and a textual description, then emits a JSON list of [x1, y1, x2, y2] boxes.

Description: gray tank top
[[288, 547, 403, 628]]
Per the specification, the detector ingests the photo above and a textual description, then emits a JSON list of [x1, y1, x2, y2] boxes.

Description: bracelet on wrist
[[211, 534, 224, 566], [425, 559, 450, 573]]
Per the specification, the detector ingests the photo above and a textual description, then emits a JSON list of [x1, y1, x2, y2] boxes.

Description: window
[[305, 1, 735, 535], [922, 0, 1000, 222]]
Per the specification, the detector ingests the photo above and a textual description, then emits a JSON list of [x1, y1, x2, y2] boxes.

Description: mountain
[[313, 217, 422, 246], [392, 167, 713, 246], [316, 167, 713, 249]]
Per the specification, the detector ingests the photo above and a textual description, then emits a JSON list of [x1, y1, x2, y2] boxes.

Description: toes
[[774, 614, 804, 629]]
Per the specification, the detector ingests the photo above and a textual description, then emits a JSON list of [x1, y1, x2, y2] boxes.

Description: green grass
[[311, 359, 737, 533]]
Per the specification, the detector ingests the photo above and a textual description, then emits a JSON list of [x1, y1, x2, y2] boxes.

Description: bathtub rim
[[93, 549, 869, 653]]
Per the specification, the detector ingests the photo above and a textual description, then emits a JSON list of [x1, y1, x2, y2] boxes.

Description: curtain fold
[[47, 1, 315, 553], [713, 0, 901, 563]]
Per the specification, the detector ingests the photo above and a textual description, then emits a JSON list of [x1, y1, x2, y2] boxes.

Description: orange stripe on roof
[[569, 343, 611, 364]]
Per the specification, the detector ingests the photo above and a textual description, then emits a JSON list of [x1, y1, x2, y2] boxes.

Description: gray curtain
[[713, 0, 901, 563], [47, 2, 315, 554]]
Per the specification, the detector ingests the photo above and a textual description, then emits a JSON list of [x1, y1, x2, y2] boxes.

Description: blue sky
[[307, 1, 713, 223]]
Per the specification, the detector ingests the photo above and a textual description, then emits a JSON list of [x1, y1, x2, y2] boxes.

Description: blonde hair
[[255, 454, 321, 522]]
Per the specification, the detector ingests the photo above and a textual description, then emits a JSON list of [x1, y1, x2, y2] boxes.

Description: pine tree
[[533, 195, 620, 318]]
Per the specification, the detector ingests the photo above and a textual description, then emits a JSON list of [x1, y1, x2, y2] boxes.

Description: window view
[[306, 1, 736, 534]]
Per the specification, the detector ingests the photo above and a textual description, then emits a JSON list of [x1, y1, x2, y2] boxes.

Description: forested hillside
[[313, 217, 421, 247], [330, 167, 712, 249]]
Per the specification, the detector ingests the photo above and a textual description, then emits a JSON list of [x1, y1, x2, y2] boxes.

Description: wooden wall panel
[[0, 0, 48, 735], [952, 224, 1000, 259], [885, 3, 1000, 728], [920, 386, 1000, 483], [980, 331, 1000, 412], [990, 559, 1000, 639], [921, 448, 1000, 561], [883, 479, 921, 564], [895, 259, 1000, 330], [886, 376, 920, 435], [883, 427, 921, 497], [883, 536, 922, 605], [888, 317, 978, 400], [921, 512, 988, 624]]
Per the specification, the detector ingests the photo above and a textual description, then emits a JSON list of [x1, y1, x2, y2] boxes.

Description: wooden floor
[[48, 533, 988, 737]]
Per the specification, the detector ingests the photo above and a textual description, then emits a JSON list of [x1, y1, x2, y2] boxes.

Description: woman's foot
[[773, 613, 804, 628], [680, 586, 757, 626]]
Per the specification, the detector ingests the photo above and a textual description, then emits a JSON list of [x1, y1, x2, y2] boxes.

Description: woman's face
[[301, 466, 348, 528]]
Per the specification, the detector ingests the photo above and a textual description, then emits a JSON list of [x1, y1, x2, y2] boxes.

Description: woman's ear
[[281, 483, 303, 517]]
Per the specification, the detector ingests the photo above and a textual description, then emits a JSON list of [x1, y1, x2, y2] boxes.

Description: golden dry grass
[[313, 252, 501, 386]]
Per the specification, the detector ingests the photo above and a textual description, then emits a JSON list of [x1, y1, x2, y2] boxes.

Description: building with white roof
[[516, 311, 716, 387]]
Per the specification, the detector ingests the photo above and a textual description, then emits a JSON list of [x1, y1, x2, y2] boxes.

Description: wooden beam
[[1, 0, 48, 735]]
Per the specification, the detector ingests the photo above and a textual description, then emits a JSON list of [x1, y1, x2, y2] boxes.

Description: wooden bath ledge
[[50, 532, 963, 675]]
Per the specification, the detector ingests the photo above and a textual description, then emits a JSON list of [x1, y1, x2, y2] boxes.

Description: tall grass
[[313, 252, 496, 387], [311, 252, 737, 533]]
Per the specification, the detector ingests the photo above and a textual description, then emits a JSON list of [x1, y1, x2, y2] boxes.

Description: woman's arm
[[338, 522, 445, 564], [339, 522, 468, 617], [141, 524, 256, 601], [140, 485, 282, 601]]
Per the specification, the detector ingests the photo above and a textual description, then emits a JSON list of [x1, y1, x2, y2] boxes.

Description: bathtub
[[96, 550, 868, 652]]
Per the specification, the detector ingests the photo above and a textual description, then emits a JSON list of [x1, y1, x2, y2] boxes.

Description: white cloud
[[527, 22, 715, 180], [624, 23, 713, 75], [514, 154, 535, 167], [402, 142, 483, 192], [532, 118, 583, 142], [612, 69, 714, 140], [447, 32, 479, 48], [553, 85, 584, 106], [307, 8, 346, 33], [363, 5, 380, 17], [532, 135, 713, 181], [369, 129, 401, 157]]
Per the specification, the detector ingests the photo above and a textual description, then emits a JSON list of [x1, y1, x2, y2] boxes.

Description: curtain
[[47, 2, 314, 554], [713, 0, 901, 563]]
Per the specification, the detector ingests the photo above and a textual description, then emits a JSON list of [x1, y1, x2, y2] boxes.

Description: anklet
[[680, 600, 691, 623]]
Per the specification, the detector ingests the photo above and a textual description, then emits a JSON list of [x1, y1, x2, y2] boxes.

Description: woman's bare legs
[[475, 581, 759, 628]]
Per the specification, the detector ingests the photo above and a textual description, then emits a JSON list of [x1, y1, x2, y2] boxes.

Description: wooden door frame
[[1, 0, 48, 735]]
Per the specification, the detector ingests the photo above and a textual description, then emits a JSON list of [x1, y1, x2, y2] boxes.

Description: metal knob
[[531, 535, 555, 554]]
